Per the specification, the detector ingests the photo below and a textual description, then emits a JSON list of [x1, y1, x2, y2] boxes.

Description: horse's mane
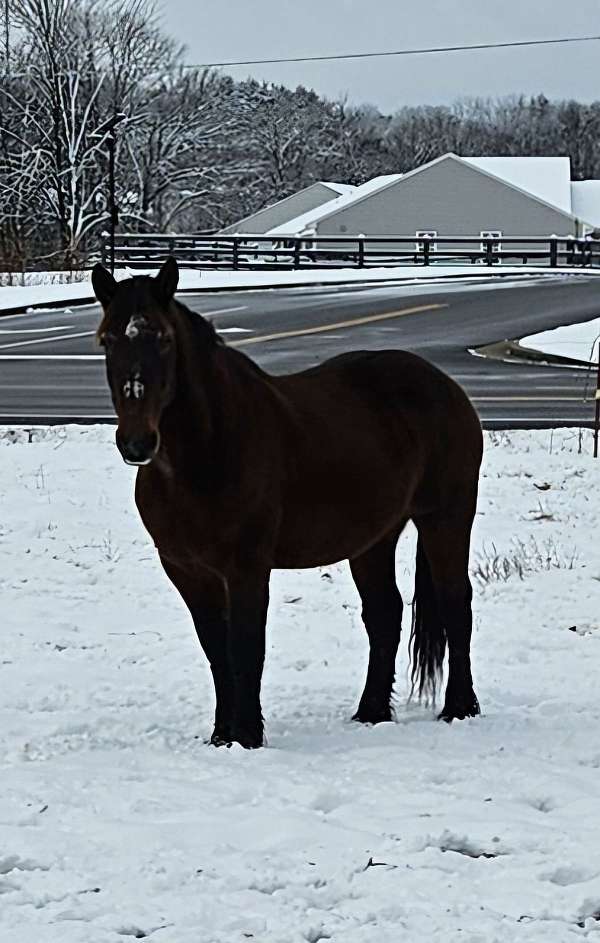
[[174, 296, 272, 385], [173, 297, 224, 350]]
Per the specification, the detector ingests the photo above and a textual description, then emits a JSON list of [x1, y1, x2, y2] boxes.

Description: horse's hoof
[[236, 735, 264, 750], [208, 732, 231, 747], [229, 727, 264, 749], [438, 694, 481, 723], [352, 707, 393, 725]]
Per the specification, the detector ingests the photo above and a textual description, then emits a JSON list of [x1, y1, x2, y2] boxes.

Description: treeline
[[2, 0, 600, 269]]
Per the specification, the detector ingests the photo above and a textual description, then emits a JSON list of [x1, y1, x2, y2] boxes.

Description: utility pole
[[92, 112, 127, 274]]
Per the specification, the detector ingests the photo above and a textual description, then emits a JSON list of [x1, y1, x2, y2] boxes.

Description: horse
[[92, 257, 483, 749]]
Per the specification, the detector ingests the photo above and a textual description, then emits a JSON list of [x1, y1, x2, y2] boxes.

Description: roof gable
[[265, 153, 588, 237], [462, 156, 572, 215], [315, 153, 580, 228]]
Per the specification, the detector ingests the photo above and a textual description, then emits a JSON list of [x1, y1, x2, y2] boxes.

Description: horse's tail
[[409, 535, 446, 703]]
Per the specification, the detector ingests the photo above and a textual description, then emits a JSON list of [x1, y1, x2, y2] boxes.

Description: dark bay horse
[[92, 257, 483, 748]]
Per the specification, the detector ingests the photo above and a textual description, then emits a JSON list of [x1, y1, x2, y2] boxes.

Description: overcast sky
[[160, 0, 600, 112]]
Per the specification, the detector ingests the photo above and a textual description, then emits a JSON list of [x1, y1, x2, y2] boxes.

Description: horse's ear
[[155, 256, 179, 302], [92, 263, 118, 307]]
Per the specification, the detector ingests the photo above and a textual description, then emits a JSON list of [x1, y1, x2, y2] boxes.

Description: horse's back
[[276, 347, 481, 463]]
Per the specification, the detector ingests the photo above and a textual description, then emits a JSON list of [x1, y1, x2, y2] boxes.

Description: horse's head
[[92, 257, 179, 466]]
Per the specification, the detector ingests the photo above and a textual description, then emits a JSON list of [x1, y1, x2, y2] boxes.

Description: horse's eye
[[158, 332, 172, 350], [101, 331, 116, 348]]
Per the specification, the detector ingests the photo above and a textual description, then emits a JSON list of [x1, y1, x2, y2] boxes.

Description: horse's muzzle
[[116, 430, 160, 466]]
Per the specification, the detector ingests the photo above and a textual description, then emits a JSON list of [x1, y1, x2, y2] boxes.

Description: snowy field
[[523, 317, 600, 366], [1, 266, 598, 314], [1, 425, 600, 942]]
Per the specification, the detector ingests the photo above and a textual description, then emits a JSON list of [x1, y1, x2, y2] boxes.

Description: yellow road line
[[474, 396, 586, 402], [231, 303, 446, 347]]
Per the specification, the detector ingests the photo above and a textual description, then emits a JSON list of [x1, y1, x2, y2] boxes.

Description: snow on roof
[[266, 174, 402, 237], [462, 156, 573, 215], [221, 181, 356, 234], [571, 181, 600, 228]]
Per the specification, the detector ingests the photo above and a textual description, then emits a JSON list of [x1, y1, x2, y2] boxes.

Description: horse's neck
[[159, 329, 258, 484]]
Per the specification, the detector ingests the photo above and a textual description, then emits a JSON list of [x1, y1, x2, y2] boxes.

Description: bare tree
[[124, 69, 238, 231]]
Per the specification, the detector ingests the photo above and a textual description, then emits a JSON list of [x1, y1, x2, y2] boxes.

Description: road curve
[[0, 274, 597, 427]]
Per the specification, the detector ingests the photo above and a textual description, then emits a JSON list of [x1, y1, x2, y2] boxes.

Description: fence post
[[358, 238, 365, 268], [232, 238, 239, 271], [422, 238, 430, 266], [485, 239, 494, 266], [293, 239, 301, 269], [566, 236, 574, 267], [550, 236, 558, 268]]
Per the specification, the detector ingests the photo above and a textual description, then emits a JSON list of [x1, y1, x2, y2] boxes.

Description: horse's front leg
[[160, 558, 233, 746], [226, 568, 270, 749]]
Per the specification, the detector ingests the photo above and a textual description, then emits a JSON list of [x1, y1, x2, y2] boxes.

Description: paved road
[[0, 274, 598, 427]]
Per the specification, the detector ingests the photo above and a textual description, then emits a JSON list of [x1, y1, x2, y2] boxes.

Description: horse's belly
[[274, 485, 410, 568]]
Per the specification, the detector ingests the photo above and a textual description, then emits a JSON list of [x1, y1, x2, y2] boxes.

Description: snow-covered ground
[[522, 317, 600, 365], [1, 266, 597, 314], [1, 425, 600, 942]]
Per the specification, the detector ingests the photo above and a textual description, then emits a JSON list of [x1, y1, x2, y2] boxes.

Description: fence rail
[[100, 232, 600, 271]]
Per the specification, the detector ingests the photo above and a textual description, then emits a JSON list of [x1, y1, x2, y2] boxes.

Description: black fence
[[100, 232, 600, 271]]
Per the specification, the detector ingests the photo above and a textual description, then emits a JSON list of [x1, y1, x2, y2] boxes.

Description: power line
[[3, 34, 600, 82], [183, 35, 600, 69]]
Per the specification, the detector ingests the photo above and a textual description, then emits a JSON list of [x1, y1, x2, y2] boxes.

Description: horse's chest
[[135, 475, 217, 563]]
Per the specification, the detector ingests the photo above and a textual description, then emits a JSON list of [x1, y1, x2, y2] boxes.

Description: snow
[[522, 317, 600, 364], [571, 181, 600, 229], [462, 157, 574, 216], [1, 425, 600, 941], [2, 267, 600, 315], [0, 282, 97, 312]]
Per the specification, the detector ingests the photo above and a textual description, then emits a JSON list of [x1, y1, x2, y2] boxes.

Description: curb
[[470, 338, 595, 371]]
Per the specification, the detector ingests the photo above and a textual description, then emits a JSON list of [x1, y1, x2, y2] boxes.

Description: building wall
[[315, 158, 579, 250], [220, 183, 339, 235]]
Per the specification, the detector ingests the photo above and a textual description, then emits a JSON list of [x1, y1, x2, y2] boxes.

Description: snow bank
[[0, 425, 599, 941], [522, 317, 600, 365]]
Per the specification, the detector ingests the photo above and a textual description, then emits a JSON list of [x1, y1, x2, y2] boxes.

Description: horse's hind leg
[[350, 527, 405, 724], [414, 504, 480, 722]]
